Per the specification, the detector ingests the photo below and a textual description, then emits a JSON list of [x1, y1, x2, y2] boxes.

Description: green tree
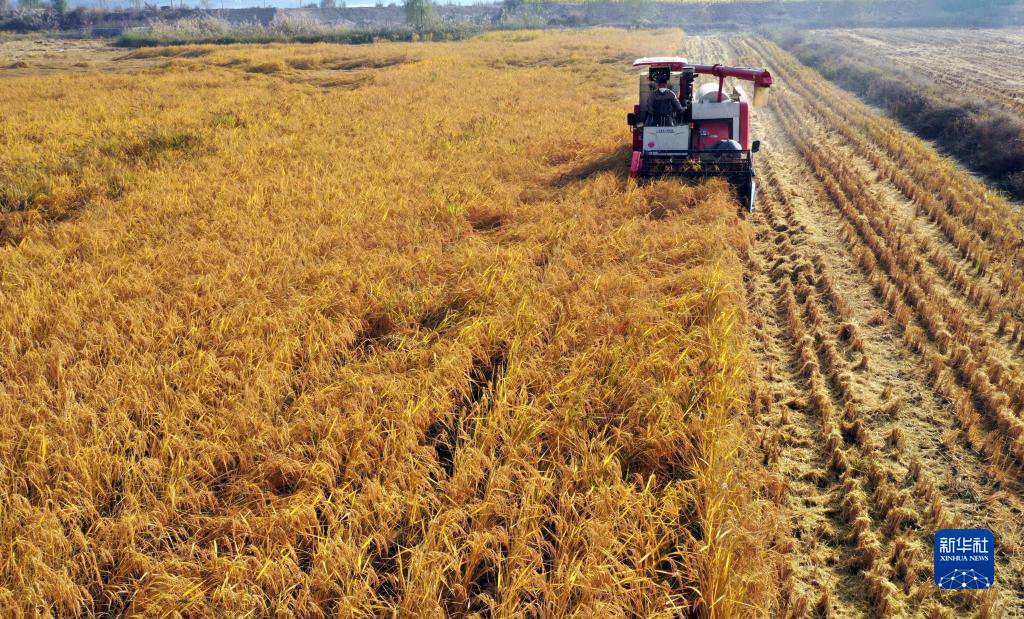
[[52, 0, 67, 14], [403, 0, 435, 32]]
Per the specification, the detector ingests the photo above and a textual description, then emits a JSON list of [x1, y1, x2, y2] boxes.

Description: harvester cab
[[627, 57, 773, 212]]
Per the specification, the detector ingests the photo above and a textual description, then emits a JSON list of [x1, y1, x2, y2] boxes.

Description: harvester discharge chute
[[627, 57, 773, 212]]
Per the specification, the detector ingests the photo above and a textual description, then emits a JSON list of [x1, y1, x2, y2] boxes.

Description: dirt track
[[684, 35, 1024, 616]]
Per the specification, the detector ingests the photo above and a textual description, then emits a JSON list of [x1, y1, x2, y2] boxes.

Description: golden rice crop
[[0, 30, 778, 615]]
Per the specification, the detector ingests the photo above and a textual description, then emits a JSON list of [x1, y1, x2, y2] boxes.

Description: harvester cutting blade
[[727, 175, 756, 214], [636, 151, 758, 213]]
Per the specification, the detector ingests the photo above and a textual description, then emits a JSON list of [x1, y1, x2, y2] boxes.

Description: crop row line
[[744, 37, 1024, 274]]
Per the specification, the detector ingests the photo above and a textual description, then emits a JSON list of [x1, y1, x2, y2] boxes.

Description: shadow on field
[[550, 142, 631, 188]]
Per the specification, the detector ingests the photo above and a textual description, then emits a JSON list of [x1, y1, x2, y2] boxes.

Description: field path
[[681, 34, 1024, 616]]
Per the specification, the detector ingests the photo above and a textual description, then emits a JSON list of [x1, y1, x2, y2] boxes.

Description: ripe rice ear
[[887, 426, 905, 450], [815, 589, 833, 618]]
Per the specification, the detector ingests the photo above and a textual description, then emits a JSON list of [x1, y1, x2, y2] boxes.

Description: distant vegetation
[[4, 0, 1024, 38], [116, 14, 479, 47]]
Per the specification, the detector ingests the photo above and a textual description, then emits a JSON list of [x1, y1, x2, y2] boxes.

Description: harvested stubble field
[[775, 27, 1024, 201], [5, 26, 1024, 618], [815, 28, 1024, 116], [691, 34, 1024, 615], [0, 30, 775, 615]]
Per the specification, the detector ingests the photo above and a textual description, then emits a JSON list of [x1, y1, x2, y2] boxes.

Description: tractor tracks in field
[[699, 34, 1024, 616]]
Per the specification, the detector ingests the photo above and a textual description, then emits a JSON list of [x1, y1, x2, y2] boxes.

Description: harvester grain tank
[[627, 57, 773, 211]]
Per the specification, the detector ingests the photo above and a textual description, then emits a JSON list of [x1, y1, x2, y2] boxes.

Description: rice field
[[4, 25, 1024, 617], [0, 29, 775, 616]]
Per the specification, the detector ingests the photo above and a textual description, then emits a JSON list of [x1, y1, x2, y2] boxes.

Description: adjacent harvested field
[[6, 26, 1024, 616], [820, 28, 1024, 116], [688, 34, 1024, 615], [0, 30, 777, 615], [774, 27, 1024, 201]]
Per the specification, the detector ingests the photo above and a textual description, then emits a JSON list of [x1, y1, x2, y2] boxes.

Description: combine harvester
[[627, 57, 773, 211]]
